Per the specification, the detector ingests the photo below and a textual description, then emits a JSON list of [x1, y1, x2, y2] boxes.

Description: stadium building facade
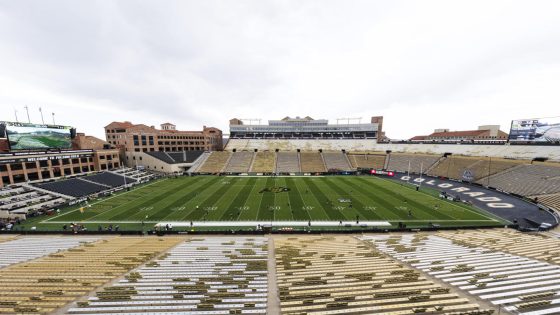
[[0, 134, 120, 188], [104, 121, 223, 153], [229, 116, 384, 139]]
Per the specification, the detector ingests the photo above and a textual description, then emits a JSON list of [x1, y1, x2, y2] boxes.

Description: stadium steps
[[248, 151, 257, 171], [424, 155, 446, 175], [297, 152, 302, 172], [276, 152, 300, 173], [250, 151, 276, 173], [344, 153, 353, 170], [322, 152, 353, 171], [221, 151, 234, 172], [196, 151, 232, 173], [320, 152, 327, 170], [348, 154, 386, 170], [77, 177, 112, 189], [274, 151, 278, 173], [163, 151, 174, 162], [383, 154, 389, 169], [224, 151, 254, 173], [300, 152, 327, 173], [187, 152, 210, 173], [429, 156, 527, 182], [387, 153, 441, 174]]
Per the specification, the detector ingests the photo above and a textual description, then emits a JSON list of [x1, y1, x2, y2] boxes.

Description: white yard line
[[41, 179, 166, 223]]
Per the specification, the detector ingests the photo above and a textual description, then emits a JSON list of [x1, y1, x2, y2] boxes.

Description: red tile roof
[[428, 130, 487, 137]]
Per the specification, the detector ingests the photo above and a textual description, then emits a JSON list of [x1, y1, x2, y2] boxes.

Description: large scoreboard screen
[[1, 121, 74, 150], [509, 117, 560, 143]]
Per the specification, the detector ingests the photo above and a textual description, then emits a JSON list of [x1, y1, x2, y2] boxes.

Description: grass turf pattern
[[23, 176, 506, 231]]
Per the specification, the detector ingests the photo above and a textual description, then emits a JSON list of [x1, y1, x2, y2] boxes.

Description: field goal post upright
[[407, 160, 411, 184]]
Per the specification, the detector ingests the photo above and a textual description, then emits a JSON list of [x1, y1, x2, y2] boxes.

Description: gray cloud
[[0, 0, 559, 139]]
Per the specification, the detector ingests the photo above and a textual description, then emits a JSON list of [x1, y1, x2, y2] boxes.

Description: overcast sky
[[1, 0, 559, 139]]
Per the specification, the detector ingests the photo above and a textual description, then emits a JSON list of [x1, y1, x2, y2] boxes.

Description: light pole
[[24, 105, 30, 123], [39, 107, 44, 124]]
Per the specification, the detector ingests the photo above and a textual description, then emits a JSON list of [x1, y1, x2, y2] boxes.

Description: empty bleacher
[[224, 151, 254, 173], [387, 153, 441, 174], [0, 237, 99, 269], [36, 178, 107, 198], [438, 229, 560, 265], [348, 153, 386, 169], [225, 139, 560, 161], [0, 236, 182, 314], [322, 152, 353, 171], [167, 151, 204, 163], [250, 151, 276, 173], [276, 235, 489, 314], [361, 232, 560, 315], [147, 151, 204, 164], [299, 152, 326, 173], [68, 237, 268, 315], [534, 193, 560, 211], [427, 156, 525, 181], [197, 151, 232, 173], [145, 151, 175, 164], [479, 164, 560, 196], [84, 172, 135, 188], [276, 152, 300, 173], [112, 167, 156, 182]]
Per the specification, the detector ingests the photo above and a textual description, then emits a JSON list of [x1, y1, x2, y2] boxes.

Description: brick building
[[410, 125, 509, 142], [0, 136, 120, 188], [104, 122, 223, 153]]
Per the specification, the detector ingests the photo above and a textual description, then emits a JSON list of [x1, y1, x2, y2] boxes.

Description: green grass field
[[21, 176, 507, 232]]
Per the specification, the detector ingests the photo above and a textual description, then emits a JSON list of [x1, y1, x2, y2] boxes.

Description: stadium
[[1, 115, 560, 314]]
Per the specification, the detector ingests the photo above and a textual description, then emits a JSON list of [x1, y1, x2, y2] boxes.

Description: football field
[[26, 175, 507, 231]]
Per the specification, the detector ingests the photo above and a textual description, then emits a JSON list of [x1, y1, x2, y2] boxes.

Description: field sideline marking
[[40, 219, 496, 224], [226, 175, 325, 178], [40, 178, 168, 224]]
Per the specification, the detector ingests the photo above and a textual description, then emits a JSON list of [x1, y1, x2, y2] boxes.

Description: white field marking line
[[294, 178, 313, 220], [176, 177, 243, 221], [211, 177, 255, 221], [253, 179, 268, 221], [40, 179, 167, 223], [374, 176, 506, 224], [41, 219, 493, 224], [233, 177, 260, 221], [173, 177, 249, 222], [226, 175, 325, 178], [156, 177, 229, 222], [298, 179, 327, 219], [327, 177, 375, 221], [253, 178, 269, 220], [83, 177, 197, 222]]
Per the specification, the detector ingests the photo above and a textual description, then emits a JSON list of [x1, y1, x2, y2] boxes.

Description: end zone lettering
[[400, 175, 514, 209]]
